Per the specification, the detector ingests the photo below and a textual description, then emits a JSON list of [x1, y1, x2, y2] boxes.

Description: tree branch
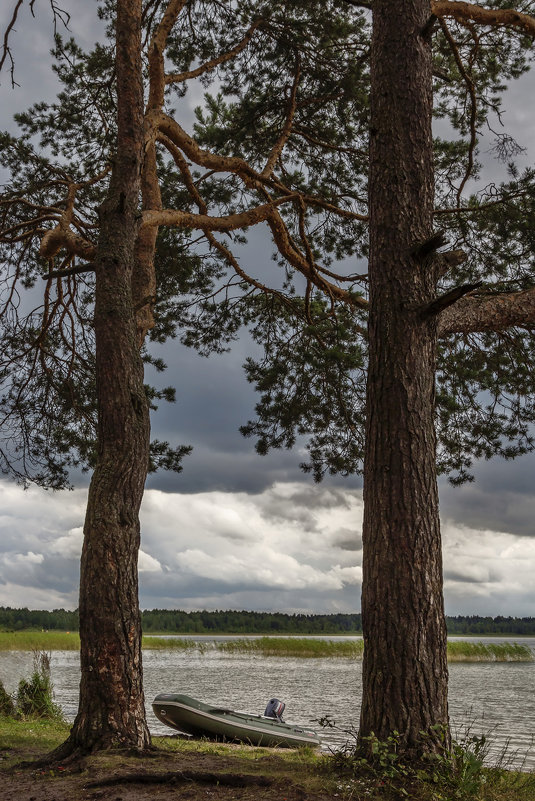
[[0, 0, 24, 85], [438, 286, 535, 335], [42, 262, 95, 280], [147, 0, 188, 108], [438, 17, 478, 204], [141, 195, 298, 230], [260, 53, 301, 179], [165, 20, 262, 85], [424, 281, 482, 317], [431, 1, 535, 37]]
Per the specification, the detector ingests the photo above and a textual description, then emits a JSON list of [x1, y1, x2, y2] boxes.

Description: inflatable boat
[[152, 693, 321, 748]]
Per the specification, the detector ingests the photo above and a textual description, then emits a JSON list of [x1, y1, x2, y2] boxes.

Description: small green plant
[[322, 720, 499, 800], [416, 725, 488, 800], [15, 651, 64, 720], [0, 677, 15, 716]]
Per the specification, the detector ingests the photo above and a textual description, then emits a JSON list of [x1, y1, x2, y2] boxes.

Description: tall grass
[[447, 641, 533, 662], [0, 631, 532, 661], [0, 630, 80, 651], [218, 637, 365, 658], [0, 651, 65, 721], [142, 636, 202, 650]]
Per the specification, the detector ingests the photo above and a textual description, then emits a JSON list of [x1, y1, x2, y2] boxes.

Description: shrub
[[15, 651, 64, 720]]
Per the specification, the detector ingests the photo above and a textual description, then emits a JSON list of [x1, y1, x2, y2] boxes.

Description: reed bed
[[0, 631, 532, 661], [0, 631, 80, 651], [447, 641, 533, 662], [0, 631, 201, 652], [218, 637, 365, 658], [142, 636, 201, 650]]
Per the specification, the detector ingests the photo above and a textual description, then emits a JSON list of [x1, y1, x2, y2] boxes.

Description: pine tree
[[1, 0, 535, 759]]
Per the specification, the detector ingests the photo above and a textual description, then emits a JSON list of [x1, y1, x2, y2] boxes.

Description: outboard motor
[[264, 698, 285, 722]]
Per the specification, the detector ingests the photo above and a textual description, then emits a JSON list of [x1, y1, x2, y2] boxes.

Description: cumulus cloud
[[441, 521, 535, 615], [0, 476, 534, 614], [137, 483, 364, 608], [2, 474, 533, 617], [138, 550, 163, 573]]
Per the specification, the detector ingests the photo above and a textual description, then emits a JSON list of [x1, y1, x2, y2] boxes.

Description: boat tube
[[152, 693, 321, 748]]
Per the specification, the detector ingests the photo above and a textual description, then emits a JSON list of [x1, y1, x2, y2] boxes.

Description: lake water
[[1, 637, 534, 770]]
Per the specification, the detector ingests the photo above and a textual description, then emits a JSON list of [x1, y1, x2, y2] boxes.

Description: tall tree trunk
[[360, 0, 450, 754], [57, 0, 151, 754]]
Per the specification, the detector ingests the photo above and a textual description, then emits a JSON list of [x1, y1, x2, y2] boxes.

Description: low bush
[[14, 651, 64, 721]]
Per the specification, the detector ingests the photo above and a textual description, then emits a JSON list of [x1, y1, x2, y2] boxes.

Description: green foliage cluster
[[0, 651, 63, 721], [0, 631, 80, 651], [0, 631, 530, 661], [0, 606, 79, 631], [447, 641, 532, 662], [446, 615, 535, 636], [0, 678, 15, 716], [326, 724, 535, 801], [15, 652, 63, 719]]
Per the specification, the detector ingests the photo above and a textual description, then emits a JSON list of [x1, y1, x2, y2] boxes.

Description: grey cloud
[[439, 453, 535, 538], [444, 569, 498, 585], [333, 530, 363, 552]]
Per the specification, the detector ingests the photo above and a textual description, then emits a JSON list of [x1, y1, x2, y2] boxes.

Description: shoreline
[[1, 717, 534, 801]]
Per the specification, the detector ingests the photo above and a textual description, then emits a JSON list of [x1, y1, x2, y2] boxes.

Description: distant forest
[[1, 607, 534, 635]]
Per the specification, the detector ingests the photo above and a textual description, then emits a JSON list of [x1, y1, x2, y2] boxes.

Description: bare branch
[[42, 262, 96, 280], [0, 0, 24, 86], [265, 206, 368, 310], [438, 17, 478, 205], [1, 0, 71, 86], [424, 281, 482, 317], [434, 188, 530, 216], [147, 0, 188, 108]]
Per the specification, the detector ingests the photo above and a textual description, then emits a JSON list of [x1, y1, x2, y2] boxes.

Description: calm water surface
[[1, 637, 534, 769]]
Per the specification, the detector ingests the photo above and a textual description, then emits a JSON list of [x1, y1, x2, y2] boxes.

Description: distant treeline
[[1, 607, 535, 635]]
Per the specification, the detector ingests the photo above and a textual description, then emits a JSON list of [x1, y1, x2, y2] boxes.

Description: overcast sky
[[0, 2, 534, 617]]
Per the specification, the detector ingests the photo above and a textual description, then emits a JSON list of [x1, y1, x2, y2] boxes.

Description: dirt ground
[[0, 737, 338, 801]]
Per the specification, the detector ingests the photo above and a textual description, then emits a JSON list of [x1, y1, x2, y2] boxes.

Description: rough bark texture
[[59, 0, 151, 754], [439, 286, 535, 335], [360, 0, 450, 753]]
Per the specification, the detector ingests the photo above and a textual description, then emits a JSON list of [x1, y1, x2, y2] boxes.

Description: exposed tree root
[[15, 740, 159, 771], [86, 770, 275, 789]]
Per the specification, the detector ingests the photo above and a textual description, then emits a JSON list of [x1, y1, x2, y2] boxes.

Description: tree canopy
[[1, 1, 534, 488]]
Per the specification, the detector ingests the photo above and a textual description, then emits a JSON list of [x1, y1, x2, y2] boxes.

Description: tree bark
[[360, 0, 450, 754], [438, 286, 535, 335], [57, 0, 151, 754]]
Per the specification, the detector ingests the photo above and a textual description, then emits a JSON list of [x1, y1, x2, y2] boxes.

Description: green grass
[[0, 714, 70, 754], [0, 631, 532, 662], [1, 717, 534, 801]]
